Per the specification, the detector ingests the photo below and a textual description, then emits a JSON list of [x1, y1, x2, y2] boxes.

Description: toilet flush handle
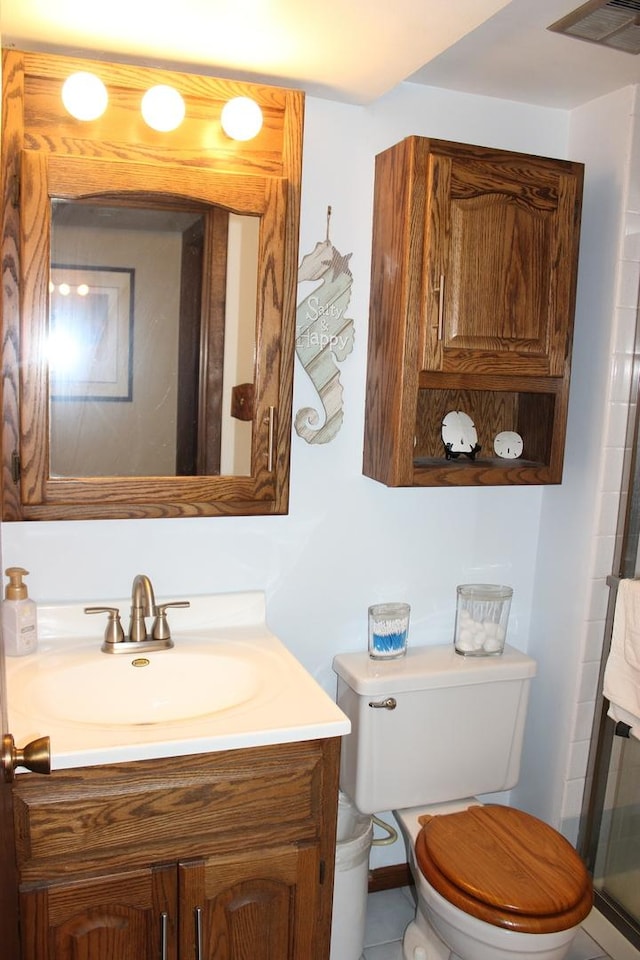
[[368, 697, 397, 710]]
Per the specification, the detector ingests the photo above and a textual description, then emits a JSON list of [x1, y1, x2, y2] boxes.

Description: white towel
[[603, 578, 640, 741]]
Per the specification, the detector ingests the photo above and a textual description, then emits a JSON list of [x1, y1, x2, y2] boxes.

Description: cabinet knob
[[1, 733, 51, 782]]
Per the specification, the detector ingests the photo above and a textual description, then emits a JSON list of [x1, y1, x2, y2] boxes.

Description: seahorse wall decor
[[295, 207, 355, 443]]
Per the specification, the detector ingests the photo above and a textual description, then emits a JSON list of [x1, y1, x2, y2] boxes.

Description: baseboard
[[368, 862, 413, 893]]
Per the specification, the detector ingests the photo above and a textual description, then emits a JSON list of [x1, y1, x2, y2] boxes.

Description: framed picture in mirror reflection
[[49, 264, 134, 401]]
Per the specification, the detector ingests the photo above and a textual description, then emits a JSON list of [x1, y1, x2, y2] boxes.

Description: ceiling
[[2, 0, 640, 108]]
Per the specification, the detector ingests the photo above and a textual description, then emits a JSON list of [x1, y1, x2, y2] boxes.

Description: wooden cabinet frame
[[363, 136, 584, 487], [1, 50, 304, 519], [13, 739, 340, 960]]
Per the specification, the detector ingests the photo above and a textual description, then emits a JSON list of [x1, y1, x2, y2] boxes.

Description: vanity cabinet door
[[12, 740, 340, 959], [179, 844, 321, 960], [420, 144, 582, 378], [19, 864, 177, 960]]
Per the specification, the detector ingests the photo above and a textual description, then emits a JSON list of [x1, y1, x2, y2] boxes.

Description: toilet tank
[[333, 643, 536, 815]]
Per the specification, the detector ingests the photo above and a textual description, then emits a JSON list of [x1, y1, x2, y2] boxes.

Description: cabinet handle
[[194, 906, 203, 960], [435, 273, 445, 341], [265, 405, 276, 472], [160, 911, 168, 960]]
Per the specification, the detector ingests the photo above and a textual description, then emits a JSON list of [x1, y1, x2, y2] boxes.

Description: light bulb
[[141, 85, 185, 132], [61, 72, 108, 122], [221, 97, 263, 141]]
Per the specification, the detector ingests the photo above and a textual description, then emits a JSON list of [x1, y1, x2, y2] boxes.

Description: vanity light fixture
[[141, 84, 186, 132], [61, 74, 261, 142], [221, 96, 263, 141], [49, 281, 90, 297], [61, 72, 108, 121]]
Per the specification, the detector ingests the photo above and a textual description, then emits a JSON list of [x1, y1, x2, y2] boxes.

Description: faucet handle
[[85, 606, 125, 646], [151, 601, 190, 641]]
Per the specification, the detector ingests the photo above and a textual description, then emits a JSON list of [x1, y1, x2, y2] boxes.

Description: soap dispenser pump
[[2, 567, 38, 656]]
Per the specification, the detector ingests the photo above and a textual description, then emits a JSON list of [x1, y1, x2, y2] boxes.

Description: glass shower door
[[580, 346, 640, 949], [590, 732, 640, 940]]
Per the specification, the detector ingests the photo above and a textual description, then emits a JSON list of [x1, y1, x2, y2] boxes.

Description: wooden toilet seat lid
[[416, 804, 593, 933]]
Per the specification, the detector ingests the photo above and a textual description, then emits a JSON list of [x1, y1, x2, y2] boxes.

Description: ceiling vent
[[548, 0, 640, 54]]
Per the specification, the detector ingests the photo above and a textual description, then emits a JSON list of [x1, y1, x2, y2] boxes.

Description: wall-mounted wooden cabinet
[[363, 136, 584, 487], [13, 739, 339, 960]]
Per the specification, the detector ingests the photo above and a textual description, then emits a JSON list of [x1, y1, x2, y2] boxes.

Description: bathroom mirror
[[1, 50, 304, 520], [49, 198, 258, 479]]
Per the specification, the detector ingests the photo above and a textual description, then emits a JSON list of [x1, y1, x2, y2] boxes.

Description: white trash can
[[330, 791, 373, 960]]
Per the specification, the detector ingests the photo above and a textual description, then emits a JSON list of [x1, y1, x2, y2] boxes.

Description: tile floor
[[362, 887, 612, 960]]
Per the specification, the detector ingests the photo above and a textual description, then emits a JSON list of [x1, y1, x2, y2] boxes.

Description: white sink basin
[[6, 590, 350, 770], [23, 644, 263, 726]]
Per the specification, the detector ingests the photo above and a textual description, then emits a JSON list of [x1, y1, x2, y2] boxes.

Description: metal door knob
[[1, 733, 51, 782]]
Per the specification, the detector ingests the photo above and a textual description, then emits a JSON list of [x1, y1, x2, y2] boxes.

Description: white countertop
[[7, 591, 349, 770]]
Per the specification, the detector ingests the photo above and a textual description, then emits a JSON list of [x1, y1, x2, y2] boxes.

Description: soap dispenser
[[2, 567, 38, 656]]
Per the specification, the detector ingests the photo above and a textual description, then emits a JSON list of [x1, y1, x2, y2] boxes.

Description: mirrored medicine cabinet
[[0, 50, 304, 520]]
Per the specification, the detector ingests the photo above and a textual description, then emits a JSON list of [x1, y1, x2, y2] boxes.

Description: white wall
[[512, 85, 640, 843], [2, 79, 623, 866]]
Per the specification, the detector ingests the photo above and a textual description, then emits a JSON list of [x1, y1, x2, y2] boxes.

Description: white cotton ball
[[456, 630, 477, 652], [483, 620, 499, 637], [483, 635, 504, 653]]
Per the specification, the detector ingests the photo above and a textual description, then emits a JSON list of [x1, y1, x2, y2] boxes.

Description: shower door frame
[[578, 326, 640, 952]]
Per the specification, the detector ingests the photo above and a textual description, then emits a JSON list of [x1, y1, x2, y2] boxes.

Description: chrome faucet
[[84, 574, 190, 653], [129, 573, 157, 643]]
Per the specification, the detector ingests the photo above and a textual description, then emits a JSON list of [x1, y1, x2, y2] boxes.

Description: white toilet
[[333, 643, 592, 960]]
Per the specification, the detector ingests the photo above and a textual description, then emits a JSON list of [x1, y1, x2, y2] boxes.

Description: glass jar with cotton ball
[[454, 584, 512, 656]]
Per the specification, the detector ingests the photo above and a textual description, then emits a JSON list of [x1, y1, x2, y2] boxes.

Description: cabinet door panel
[[423, 153, 579, 377], [180, 845, 320, 960], [20, 864, 176, 960]]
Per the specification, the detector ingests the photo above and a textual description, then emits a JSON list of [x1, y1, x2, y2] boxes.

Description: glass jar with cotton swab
[[368, 602, 410, 659]]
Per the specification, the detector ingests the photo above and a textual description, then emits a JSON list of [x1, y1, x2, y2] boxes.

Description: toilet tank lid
[[332, 643, 536, 695]]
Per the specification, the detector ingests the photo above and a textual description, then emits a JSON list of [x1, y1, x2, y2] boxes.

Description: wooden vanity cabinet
[[12, 738, 340, 960], [363, 136, 584, 486]]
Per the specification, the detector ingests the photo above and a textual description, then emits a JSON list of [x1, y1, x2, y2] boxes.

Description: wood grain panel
[[15, 737, 339, 959], [22, 54, 287, 176], [20, 864, 176, 960], [13, 740, 335, 882], [363, 135, 582, 487], [1, 49, 303, 519], [0, 53, 25, 520], [362, 138, 425, 485], [180, 845, 319, 959]]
